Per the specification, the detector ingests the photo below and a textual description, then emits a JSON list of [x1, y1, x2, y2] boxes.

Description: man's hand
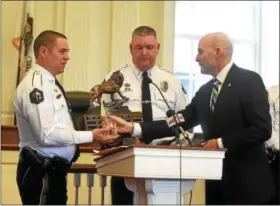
[[106, 115, 134, 134], [92, 128, 120, 144], [201, 139, 219, 149]]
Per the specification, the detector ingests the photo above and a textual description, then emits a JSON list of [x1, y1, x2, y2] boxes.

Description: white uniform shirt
[[14, 64, 93, 161], [266, 84, 279, 151], [102, 64, 188, 120]]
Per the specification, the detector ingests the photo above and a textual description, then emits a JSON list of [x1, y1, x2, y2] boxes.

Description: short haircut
[[33, 30, 67, 58], [132, 26, 157, 39]]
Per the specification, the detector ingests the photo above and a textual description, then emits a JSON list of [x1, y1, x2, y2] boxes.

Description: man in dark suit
[[107, 32, 276, 204]]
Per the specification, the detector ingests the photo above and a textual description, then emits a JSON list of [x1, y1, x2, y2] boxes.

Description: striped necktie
[[210, 78, 221, 112]]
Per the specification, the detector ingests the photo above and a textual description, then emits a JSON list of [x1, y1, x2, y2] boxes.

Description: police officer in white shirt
[[101, 26, 191, 205], [266, 84, 279, 204], [14, 30, 118, 205]]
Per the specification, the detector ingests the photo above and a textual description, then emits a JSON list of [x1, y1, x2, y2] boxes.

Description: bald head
[[195, 32, 233, 76], [201, 32, 233, 58]]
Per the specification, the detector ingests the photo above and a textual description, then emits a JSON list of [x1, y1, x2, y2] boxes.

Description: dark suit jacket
[[140, 64, 275, 204]]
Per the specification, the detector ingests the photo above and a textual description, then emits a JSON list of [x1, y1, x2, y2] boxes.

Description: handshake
[[92, 115, 134, 144]]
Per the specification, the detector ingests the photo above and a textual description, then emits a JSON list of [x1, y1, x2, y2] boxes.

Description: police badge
[[160, 81, 169, 92], [29, 88, 44, 104]]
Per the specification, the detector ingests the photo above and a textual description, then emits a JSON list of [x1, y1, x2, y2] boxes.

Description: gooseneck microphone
[[166, 110, 192, 146], [145, 75, 192, 146]]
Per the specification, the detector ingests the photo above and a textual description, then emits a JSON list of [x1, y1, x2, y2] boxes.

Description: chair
[[65, 91, 92, 131]]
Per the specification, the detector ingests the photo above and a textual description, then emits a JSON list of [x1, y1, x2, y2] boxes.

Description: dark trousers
[[205, 180, 226, 205], [17, 150, 69, 205], [111, 176, 134, 205], [206, 180, 273, 205], [269, 151, 279, 205]]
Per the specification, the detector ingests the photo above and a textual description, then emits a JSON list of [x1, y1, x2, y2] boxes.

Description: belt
[[20, 147, 71, 174]]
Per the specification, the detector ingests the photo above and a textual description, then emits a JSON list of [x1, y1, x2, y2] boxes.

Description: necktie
[[141, 72, 153, 122], [210, 78, 221, 112], [55, 79, 80, 162]]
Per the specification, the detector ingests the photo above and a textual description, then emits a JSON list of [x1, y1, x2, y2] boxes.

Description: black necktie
[[141, 72, 153, 122], [55, 79, 80, 162]]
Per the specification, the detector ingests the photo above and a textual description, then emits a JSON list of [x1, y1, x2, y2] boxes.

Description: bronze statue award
[[90, 70, 130, 114], [89, 70, 139, 148]]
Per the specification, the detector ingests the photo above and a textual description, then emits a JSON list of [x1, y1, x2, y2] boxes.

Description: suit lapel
[[201, 81, 213, 120], [212, 64, 238, 115]]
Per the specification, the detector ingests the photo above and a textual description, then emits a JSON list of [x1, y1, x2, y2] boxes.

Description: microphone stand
[[146, 76, 193, 205], [147, 79, 184, 146], [166, 110, 182, 146]]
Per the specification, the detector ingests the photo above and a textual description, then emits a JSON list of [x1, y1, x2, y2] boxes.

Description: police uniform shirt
[[102, 64, 188, 120], [266, 84, 279, 151], [14, 64, 93, 161]]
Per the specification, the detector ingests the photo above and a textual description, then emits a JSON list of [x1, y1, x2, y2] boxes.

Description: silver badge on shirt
[[160, 81, 169, 92]]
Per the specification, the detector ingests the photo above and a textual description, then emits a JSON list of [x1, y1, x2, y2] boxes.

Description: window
[[174, 1, 279, 132]]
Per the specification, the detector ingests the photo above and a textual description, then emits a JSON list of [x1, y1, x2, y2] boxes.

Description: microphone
[[166, 110, 192, 146], [145, 75, 192, 146]]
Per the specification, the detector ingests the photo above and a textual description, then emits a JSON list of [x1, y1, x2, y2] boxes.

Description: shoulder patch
[[29, 88, 44, 104], [182, 85, 187, 94]]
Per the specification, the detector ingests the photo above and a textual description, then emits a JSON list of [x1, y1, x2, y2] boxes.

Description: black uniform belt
[[20, 147, 71, 174]]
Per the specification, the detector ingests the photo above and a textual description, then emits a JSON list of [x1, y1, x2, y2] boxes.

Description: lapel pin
[[228, 83, 232, 87]]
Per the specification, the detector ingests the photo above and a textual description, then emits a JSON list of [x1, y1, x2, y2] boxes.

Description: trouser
[[206, 179, 273, 205], [16, 147, 71, 205], [111, 176, 134, 205], [205, 180, 226, 205], [267, 149, 279, 205]]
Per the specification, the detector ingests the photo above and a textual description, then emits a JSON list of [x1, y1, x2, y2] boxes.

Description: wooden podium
[[95, 145, 226, 205]]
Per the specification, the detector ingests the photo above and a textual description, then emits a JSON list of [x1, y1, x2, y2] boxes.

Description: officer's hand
[[107, 115, 134, 134], [92, 128, 120, 144]]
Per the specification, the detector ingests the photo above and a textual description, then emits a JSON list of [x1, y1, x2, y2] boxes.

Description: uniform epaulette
[[158, 66, 175, 75], [109, 64, 129, 75], [29, 71, 44, 104], [117, 64, 129, 70], [31, 70, 43, 87]]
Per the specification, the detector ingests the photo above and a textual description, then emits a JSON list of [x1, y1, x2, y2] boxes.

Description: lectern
[[95, 145, 225, 205]]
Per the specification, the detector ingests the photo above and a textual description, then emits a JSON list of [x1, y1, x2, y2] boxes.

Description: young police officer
[[14, 30, 118, 205]]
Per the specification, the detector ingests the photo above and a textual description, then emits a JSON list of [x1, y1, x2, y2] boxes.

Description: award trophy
[[87, 70, 142, 149]]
